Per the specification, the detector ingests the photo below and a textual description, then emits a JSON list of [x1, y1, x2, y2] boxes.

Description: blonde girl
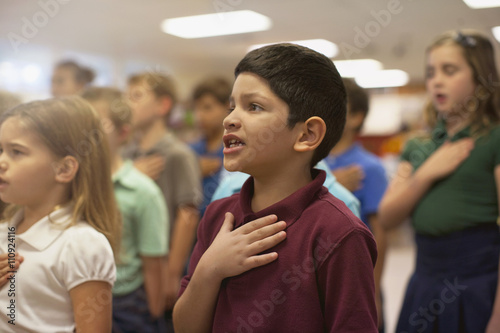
[[379, 31, 500, 333], [0, 96, 120, 332]]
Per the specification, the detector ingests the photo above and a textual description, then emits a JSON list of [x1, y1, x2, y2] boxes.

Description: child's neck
[[17, 197, 70, 234], [444, 116, 472, 137], [111, 153, 124, 175], [137, 120, 168, 151], [330, 131, 356, 155], [251, 164, 312, 212]]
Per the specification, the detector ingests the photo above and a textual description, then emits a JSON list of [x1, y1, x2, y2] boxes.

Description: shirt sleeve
[[60, 225, 116, 291], [168, 148, 203, 208], [317, 228, 378, 332], [136, 186, 169, 256]]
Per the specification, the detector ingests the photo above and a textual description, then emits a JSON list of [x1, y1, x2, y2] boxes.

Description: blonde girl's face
[[0, 117, 60, 207], [425, 44, 476, 118]]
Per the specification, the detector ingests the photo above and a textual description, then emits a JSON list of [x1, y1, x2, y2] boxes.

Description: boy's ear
[[157, 96, 173, 116], [53, 156, 79, 184], [294, 116, 326, 152]]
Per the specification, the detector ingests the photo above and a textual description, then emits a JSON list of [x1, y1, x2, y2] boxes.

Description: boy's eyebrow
[[232, 92, 271, 102]]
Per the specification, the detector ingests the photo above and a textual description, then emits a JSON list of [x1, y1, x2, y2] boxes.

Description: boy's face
[[223, 72, 301, 176], [341, 103, 365, 136], [127, 81, 164, 130], [194, 93, 228, 138], [51, 67, 83, 97]]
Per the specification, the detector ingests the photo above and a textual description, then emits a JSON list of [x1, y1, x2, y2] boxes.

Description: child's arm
[[368, 214, 387, 330], [70, 281, 112, 333], [378, 138, 474, 230], [486, 165, 500, 333], [173, 212, 287, 333], [142, 256, 165, 317], [163, 205, 199, 310]]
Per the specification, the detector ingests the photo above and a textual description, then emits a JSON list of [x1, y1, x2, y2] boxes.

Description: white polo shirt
[[0, 206, 116, 332]]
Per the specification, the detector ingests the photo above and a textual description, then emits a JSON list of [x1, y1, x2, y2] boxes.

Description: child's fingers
[[243, 252, 279, 270], [248, 230, 287, 255], [219, 212, 235, 233], [238, 214, 278, 234], [247, 221, 287, 243]]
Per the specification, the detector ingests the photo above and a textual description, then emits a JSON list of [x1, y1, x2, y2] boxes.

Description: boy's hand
[[0, 253, 23, 289], [134, 154, 166, 180], [198, 213, 286, 282], [332, 164, 365, 192], [416, 138, 474, 183]]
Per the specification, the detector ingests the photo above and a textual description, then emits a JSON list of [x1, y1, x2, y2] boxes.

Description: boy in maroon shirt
[[173, 43, 378, 332]]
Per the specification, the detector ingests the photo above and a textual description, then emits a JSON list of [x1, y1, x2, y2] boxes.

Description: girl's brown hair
[[0, 96, 121, 257], [424, 30, 500, 134]]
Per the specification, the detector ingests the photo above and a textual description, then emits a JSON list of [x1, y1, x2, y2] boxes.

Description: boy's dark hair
[[342, 78, 369, 132], [235, 43, 346, 168], [192, 77, 232, 105], [55, 60, 95, 85]]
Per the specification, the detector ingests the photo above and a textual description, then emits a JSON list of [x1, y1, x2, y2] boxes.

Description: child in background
[[0, 96, 119, 332], [174, 43, 378, 332], [51, 60, 95, 97], [190, 77, 232, 216], [379, 31, 500, 333], [325, 78, 388, 332], [82, 87, 169, 333], [123, 72, 202, 331]]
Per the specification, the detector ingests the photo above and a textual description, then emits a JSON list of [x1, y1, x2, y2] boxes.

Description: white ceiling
[[1, 0, 500, 96]]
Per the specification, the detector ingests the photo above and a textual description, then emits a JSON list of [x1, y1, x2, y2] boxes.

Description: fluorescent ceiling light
[[462, 0, 500, 8], [161, 10, 272, 39], [355, 69, 409, 88], [493, 26, 500, 43], [248, 39, 338, 58], [333, 59, 382, 78]]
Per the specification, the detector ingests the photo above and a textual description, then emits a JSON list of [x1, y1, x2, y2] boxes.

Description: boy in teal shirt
[[83, 87, 169, 332]]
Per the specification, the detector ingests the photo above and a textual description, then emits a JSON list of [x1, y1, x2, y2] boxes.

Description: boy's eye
[[12, 149, 22, 156], [249, 103, 263, 111]]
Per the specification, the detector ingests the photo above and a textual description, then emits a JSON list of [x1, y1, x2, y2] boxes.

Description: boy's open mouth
[[223, 134, 246, 149], [226, 139, 245, 148]]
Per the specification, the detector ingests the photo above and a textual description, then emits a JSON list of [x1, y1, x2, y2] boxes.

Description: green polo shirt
[[112, 160, 169, 296], [401, 121, 500, 236]]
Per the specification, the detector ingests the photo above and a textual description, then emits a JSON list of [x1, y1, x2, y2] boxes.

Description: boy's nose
[[223, 112, 241, 130]]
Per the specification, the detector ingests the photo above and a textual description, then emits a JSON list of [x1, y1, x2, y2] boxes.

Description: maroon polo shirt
[[180, 170, 378, 332]]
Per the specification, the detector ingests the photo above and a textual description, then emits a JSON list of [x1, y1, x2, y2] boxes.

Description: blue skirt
[[396, 224, 500, 333]]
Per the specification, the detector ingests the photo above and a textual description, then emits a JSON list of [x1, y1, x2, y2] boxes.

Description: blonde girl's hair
[[424, 30, 500, 135], [0, 96, 121, 257]]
